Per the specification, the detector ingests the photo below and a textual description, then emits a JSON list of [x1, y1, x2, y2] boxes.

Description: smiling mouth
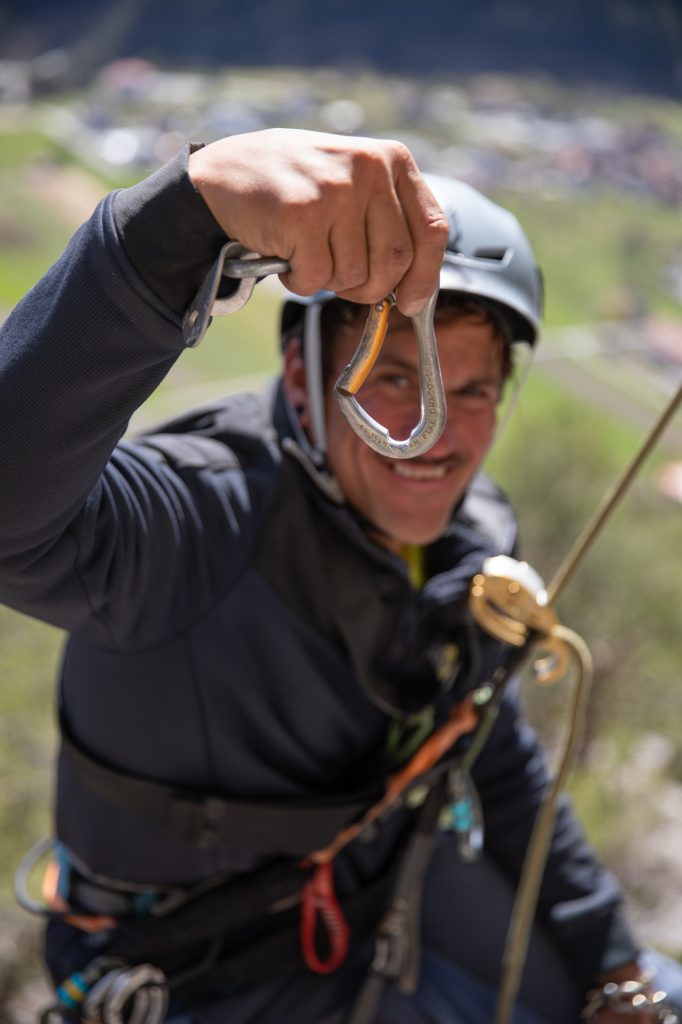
[[390, 460, 452, 481]]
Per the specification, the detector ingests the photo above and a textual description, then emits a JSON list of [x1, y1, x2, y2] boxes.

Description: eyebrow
[[375, 353, 503, 389]]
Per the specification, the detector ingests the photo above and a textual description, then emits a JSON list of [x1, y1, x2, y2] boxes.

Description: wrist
[[114, 142, 228, 316]]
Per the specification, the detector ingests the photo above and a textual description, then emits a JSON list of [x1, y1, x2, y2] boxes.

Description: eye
[[457, 384, 500, 404], [374, 371, 415, 393], [383, 373, 411, 390]]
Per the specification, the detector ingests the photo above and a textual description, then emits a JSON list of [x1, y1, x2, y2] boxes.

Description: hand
[[592, 1010, 658, 1023], [584, 962, 665, 1023], [188, 128, 448, 316]]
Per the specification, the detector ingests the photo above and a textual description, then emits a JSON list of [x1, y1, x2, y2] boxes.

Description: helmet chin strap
[[304, 302, 328, 457]]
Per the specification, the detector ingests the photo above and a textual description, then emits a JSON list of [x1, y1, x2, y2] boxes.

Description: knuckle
[[330, 263, 369, 293], [382, 138, 414, 168], [285, 258, 333, 296], [427, 209, 450, 244], [284, 276, 322, 297], [380, 240, 414, 271]]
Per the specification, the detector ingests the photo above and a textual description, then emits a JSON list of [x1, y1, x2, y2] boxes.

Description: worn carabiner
[[183, 242, 290, 347], [184, 246, 446, 459], [334, 289, 446, 459]]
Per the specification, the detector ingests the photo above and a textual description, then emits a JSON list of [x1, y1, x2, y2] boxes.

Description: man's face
[[322, 310, 505, 552]]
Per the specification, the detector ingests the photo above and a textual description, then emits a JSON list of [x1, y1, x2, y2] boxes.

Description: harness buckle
[[169, 794, 225, 848], [370, 904, 409, 980]]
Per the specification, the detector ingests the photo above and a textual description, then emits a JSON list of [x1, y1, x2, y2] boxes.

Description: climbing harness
[[24, 697, 480, 1020], [182, 242, 447, 458]]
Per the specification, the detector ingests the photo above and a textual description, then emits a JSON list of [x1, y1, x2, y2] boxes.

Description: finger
[[324, 215, 370, 296], [336, 182, 414, 305], [278, 233, 334, 296], [392, 165, 449, 316]]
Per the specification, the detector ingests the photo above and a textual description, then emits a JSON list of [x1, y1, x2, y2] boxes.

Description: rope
[[494, 625, 593, 1024], [493, 381, 682, 1022], [547, 379, 682, 604]]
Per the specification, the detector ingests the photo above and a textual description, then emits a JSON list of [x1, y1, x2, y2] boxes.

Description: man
[[1, 129, 679, 1023]]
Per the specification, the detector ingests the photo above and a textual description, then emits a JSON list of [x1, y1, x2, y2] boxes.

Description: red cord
[[300, 862, 350, 974]]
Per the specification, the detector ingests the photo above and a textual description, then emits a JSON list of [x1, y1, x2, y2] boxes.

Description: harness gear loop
[[183, 244, 447, 458], [300, 861, 350, 974]]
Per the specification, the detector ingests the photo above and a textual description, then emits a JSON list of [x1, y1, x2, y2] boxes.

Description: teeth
[[393, 463, 447, 481]]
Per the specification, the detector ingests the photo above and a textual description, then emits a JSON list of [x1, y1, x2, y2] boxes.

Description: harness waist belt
[[60, 725, 382, 855]]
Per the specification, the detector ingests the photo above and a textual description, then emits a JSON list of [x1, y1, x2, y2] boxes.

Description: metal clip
[[444, 767, 484, 862], [82, 962, 168, 1024], [184, 249, 446, 458], [469, 555, 571, 684], [183, 242, 289, 348], [334, 289, 446, 459]]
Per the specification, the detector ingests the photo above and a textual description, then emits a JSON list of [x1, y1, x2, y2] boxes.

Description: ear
[[281, 337, 312, 433]]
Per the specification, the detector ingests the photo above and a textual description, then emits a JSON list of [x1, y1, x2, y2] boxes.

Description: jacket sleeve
[[472, 685, 640, 987], [0, 147, 256, 641]]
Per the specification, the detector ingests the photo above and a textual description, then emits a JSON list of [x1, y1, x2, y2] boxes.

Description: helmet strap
[[303, 302, 328, 456]]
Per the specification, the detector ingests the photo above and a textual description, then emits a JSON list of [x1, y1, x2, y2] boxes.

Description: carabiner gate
[[333, 289, 446, 459]]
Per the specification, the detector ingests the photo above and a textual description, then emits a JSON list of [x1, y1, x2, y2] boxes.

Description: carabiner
[[334, 288, 446, 459], [183, 242, 289, 347], [184, 247, 446, 458]]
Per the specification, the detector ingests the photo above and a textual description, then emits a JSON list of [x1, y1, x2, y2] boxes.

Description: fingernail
[[401, 298, 427, 317]]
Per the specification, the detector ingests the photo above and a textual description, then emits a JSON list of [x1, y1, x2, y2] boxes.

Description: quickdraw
[[182, 243, 447, 459]]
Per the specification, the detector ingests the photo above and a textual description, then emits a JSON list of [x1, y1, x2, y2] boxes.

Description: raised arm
[[0, 130, 447, 631]]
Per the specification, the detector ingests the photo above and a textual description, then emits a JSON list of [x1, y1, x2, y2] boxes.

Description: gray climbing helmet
[[424, 173, 543, 345], [280, 173, 543, 455]]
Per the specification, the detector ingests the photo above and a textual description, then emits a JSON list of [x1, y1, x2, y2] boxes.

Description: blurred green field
[[499, 189, 682, 326]]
